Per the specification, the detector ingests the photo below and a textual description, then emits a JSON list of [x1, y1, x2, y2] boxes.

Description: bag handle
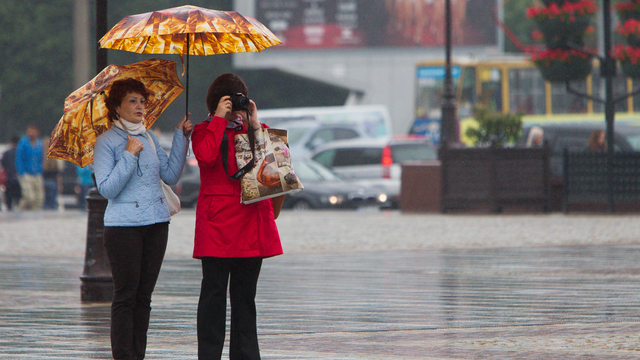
[[221, 125, 256, 180]]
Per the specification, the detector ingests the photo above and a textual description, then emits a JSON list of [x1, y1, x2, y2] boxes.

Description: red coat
[[191, 116, 283, 259]]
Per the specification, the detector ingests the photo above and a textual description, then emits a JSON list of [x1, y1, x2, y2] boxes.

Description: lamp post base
[[80, 187, 113, 303], [80, 275, 113, 303]]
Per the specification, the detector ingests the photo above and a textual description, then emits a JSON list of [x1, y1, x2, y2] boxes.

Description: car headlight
[[377, 193, 388, 203], [321, 195, 345, 205]]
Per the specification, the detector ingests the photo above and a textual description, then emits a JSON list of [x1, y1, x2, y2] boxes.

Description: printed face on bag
[[117, 92, 146, 123]]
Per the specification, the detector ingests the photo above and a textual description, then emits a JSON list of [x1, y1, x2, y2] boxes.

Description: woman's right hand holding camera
[[126, 134, 144, 156], [214, 96, 232, 119]]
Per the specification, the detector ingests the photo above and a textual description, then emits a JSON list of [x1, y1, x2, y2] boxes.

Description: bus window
[[459, 67, 476, 118], [551, 81, 588, 114], [478, 67, 502, 112], [509, 68, 545, 115], [415, 66, 461, 119]]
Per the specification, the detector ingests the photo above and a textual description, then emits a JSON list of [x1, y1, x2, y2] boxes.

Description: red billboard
[[255, 0, 497, 49]]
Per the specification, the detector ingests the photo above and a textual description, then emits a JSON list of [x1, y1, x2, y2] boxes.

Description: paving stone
[[2, 210, 640, 359]]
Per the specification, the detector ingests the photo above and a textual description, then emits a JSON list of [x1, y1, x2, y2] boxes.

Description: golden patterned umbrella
[[99, 5, 282, 56], [47, 58, 184, 167], [99, 5, 282, 114]]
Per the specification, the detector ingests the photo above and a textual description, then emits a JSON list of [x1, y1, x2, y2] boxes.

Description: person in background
[[76, 164, 94, 211], [192, 73, 285, 360], [587, 129, 606, 151], [42, 138, 63, 210], [1, 136, 21, 210], [93, 78, 192, 360], [15, 124, 44, 210], [526, 126, 544, 148]]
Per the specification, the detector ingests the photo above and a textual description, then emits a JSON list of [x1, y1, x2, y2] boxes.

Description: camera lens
[[231, 93, 250, 111]]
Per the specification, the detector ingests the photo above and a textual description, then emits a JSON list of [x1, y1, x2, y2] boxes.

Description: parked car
[[171, 156, 389, 210], [309, 136, 438, 207], [282, 159, 389, 210], [518, 123, 640, 178], [273, 119, 367, 158]]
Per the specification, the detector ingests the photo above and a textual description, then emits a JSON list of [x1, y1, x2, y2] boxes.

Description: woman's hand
[[214, 96, 233, 119], [126, 134, 143, 156], [177, 112, 193, 137], [248, 100, 261, 130]]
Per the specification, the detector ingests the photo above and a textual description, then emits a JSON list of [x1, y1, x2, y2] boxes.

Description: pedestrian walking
[[192, 73, 285, 360], [15, 124, 44, 210], [93, 78, 193, 360], [1, 136, 22, 210]]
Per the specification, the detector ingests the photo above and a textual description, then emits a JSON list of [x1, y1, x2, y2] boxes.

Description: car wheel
[[293, 199, 312, 211]]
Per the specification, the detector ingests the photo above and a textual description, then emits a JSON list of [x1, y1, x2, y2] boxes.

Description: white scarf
[[115, 118, 146, 135]]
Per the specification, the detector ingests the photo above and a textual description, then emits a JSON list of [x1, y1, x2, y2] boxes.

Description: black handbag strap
[[221, 125, 256, 180]]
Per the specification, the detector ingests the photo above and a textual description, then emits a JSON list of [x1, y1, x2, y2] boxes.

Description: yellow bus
[[412, 57, 640, 145]]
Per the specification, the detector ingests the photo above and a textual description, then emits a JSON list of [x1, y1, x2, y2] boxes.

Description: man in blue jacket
[[15, 124, 44, 210]]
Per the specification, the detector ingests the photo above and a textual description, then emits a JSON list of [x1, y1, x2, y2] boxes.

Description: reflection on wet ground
[[2, 246, 640, 359]]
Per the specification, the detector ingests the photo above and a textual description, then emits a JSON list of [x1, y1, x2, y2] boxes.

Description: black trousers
[[198, 257, 263, 360], [104, 222, 169, 360]]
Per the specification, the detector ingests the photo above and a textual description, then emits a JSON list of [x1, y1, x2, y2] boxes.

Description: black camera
[[230, 93, 250, 111]]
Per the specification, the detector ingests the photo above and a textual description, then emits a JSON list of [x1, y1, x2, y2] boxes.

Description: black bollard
[[80, 187, 113, 302]]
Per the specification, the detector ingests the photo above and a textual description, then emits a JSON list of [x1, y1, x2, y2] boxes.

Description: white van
[[259, 105, 393, 158]]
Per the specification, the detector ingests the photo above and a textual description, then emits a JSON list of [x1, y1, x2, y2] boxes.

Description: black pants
[[4, 178, 21, 210], [198, 257, 263, 360], [104, 222, 169, 360]]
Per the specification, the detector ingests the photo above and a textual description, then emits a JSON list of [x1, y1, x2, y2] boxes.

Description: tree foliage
[[0, 0, 75, 141], [503, 0, 537, 53]]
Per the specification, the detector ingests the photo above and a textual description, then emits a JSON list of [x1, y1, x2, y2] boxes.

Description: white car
[[268, 119, 369, 159], [310, 136, 438, 207]]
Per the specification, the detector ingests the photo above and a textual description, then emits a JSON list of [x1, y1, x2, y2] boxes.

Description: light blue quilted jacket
[[93, 126, 188, 227]]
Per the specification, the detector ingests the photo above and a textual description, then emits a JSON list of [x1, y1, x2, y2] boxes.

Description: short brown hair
[[105, 78, 150, 122], [205, 73, 248, 115]]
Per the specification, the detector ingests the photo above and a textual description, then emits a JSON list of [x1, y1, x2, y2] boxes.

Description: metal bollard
[[79, 187, 113, 302]]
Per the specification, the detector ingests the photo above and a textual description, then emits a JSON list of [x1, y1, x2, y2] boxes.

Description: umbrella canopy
[[98, 5, 282, 56], [48, 58, 184, 167]]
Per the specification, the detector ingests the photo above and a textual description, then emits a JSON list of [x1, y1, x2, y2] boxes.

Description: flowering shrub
[[527, 0, 597, 23], [611, 44, 640, 64], [530, 48, 590, 66], [615, 1, 640, 16], [617, 19, 640, 37], [532, 25, 594, 42]]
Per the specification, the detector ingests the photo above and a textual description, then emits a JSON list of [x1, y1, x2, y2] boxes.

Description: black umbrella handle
[[185, 36, 189, 118]]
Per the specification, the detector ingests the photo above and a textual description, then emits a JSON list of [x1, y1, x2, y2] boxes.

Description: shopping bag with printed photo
[[234, 128, 303, 204]]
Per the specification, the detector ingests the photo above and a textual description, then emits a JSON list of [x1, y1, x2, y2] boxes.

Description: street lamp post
[[79, 0, 112, 302], [440, 0, 457, 151]]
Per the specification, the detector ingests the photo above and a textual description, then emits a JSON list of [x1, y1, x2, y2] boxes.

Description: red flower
[[615, 0, 640, 14], [527, 0, 597, 22], [612, 44, 640, 64], [617, 19, 640, 37], [532, 29, 545, 41], [530, 48, 591, 67]]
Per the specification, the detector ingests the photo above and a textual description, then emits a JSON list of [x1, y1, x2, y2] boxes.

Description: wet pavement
[[2, 209, 640, 359]]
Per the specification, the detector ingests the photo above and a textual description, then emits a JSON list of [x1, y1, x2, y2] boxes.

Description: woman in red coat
[[191, 73, 284, 360]]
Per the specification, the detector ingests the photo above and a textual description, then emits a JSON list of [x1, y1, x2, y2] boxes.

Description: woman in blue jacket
[[93, 78, 192, 360]]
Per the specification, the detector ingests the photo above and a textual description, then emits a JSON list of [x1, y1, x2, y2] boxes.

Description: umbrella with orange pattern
[[47, 58, 184, 167], [99, 5, 282, 114]]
